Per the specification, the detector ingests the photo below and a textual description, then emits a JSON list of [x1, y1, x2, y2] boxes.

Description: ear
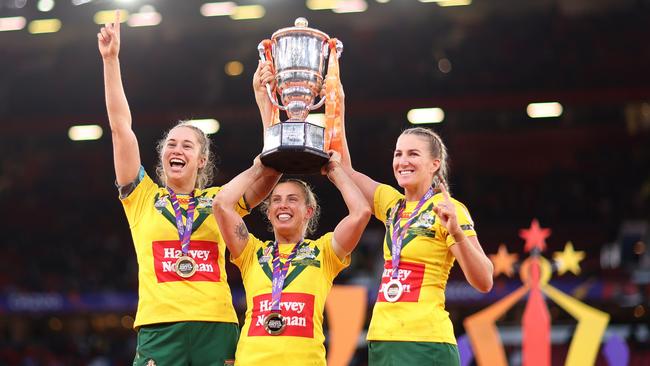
[[304, 206, 314, 220], [430, 158, 441, 175], [198, 155, 207, 169]]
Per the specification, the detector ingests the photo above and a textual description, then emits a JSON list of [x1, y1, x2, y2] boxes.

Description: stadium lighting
[[128, 10, 162, 27], [407, 108, 445, 124], [224, 61, 244, 76], [0, 16, 26, 32], [526, 102, 563, 118], [28, 18, 62, 34], [200, 2, 236, 17], [94, 10, 129, 25], [437, 0, 472, 6], [37, 0, 55, 12], [230, 5, 265, 20], [68, 125, 103, 141], [186, 119, 220, 135], [306, 0, 338, 10], [333, 0, 368, 13]]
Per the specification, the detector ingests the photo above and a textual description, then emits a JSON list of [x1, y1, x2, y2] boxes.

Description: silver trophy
[[258, 17, 343, 174]]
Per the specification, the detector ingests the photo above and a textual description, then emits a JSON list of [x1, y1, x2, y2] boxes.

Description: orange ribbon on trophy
[[260, 39, 281, 126], [324, 38, 343, 153]]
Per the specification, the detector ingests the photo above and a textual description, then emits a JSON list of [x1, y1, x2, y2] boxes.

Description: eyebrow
[[167, 138, 195, 145]]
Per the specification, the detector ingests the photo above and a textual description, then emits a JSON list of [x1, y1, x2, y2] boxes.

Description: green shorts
[[133, 321, 239, 366], [368, 341, 460, 366]]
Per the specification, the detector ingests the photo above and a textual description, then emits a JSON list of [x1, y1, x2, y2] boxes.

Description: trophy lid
[[271, 17, 330, 41]]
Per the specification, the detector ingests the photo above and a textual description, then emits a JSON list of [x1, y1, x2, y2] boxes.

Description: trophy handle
[[257, 40, 287, 111], [309, 95, 326, 110]]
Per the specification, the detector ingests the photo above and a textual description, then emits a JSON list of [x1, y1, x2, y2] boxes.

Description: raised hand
[[432, 181, 461, 236], [321, 150, 342, 176], [97, 10, 121, 60], [253, 60, 276, 99]]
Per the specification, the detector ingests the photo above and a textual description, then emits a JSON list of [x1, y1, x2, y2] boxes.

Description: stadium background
[[0, 0, 648, 364]]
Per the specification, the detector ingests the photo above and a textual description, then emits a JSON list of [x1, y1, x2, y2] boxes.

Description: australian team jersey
[[120, 170, 248, 328], [367, 184, 477, 344], [231, 232, 349, 366]]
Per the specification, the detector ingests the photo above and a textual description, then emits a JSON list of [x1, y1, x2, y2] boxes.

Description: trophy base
[[261, 121, 328, 174], [260, 147, 329, 174]]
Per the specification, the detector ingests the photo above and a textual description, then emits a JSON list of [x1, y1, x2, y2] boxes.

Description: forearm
[[244, 170, 281, 209], [217, 164, 267, 210], [328, 165, 370, 219], [329, 165, 372, 258], [451, 232, 494, 293], [103, 58, 132, 133]]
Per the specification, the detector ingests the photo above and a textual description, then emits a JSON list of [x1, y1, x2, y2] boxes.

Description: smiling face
[[392, 133, 441, 193], [266, 181, 315, 239], [160, 126, 206, 192]]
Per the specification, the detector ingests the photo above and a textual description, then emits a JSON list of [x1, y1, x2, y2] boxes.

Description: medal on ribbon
[[167, 187, 197, 279], [263, 240, 302, 335], [383, 188, 434, 303]]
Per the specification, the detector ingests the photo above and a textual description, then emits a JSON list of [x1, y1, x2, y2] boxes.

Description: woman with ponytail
[[340, 125, 494, 365]]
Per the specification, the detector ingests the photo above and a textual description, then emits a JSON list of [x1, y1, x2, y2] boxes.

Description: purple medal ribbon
[[389, 187, 434, 280], [270, 240, 303, 311], [167, 187, 196, 255]]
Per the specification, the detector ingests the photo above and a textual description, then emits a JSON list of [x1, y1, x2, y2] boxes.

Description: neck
[[404, 183, 431, 201], [274, 230, 304, 245], [166, 179, 195, 195]]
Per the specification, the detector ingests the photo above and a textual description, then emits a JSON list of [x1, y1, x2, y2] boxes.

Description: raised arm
[[243, 61, 283, 208], [322, 151, 372, 260], [334, 80, 380, 212], [98, 11, 141, 185], [252, 60, 277, 129], [434, 183, 494, 293], [213, 158, 276, 258]]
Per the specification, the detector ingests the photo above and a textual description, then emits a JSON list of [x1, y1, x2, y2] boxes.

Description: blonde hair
[[260, 179, 321, 236], [400, 127, 449, 192], [155, 121, 216, 190]]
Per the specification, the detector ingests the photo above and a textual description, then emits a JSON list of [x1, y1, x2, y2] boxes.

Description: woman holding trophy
[[340, 123, 494, 361], [212, 152, 370, 365], [98, 11, 280, 365]]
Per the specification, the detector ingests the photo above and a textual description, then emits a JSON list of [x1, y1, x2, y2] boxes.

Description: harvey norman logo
[[152, 240, 221, 283], [249, 293, 315, 338]]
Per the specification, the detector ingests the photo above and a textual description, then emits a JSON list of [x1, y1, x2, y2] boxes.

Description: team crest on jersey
[[295, 246, 316, 261], [414, 211, 435, 228], [258, 246, 273, 264], [154, 196, 168, 211], [196, 196, 213, 208]]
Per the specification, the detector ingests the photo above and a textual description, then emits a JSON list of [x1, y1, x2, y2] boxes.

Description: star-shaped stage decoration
[[519, 219, 552, 253], [489, 243, 519, 277], [553, 241, 585, 275]]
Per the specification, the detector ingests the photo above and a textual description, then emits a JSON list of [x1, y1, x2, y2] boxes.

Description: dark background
[[0, 0, 649, 364]]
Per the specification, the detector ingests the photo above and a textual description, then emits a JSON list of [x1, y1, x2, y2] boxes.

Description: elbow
[[211, 194, 229, 215], [355, 205, 372, 223], [474, 277, 493, 293]]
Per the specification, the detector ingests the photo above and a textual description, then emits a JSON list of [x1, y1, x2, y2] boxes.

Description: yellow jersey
[[367, 184, 477, 343], [120, 171, 247, 328], [231, 232, 349, 366]]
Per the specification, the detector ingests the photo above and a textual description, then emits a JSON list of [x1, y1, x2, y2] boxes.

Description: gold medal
[[264, 312, 286, 335], [175, 255, 197, 278]]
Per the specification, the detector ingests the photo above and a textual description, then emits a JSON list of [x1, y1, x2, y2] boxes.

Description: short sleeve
[[373, 184, 403, 223], [120, 170, 158, 229], [445, 199, 477, 247], [319, 232, 350, 280]]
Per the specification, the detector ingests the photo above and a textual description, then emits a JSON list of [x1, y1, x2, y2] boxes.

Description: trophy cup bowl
[[258, 17, 342, 174]]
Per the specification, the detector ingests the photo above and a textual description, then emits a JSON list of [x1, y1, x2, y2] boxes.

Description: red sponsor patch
[[152, 240, 221, 283], [248, 292, 315, 338], [377, 260, 424, 302]]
